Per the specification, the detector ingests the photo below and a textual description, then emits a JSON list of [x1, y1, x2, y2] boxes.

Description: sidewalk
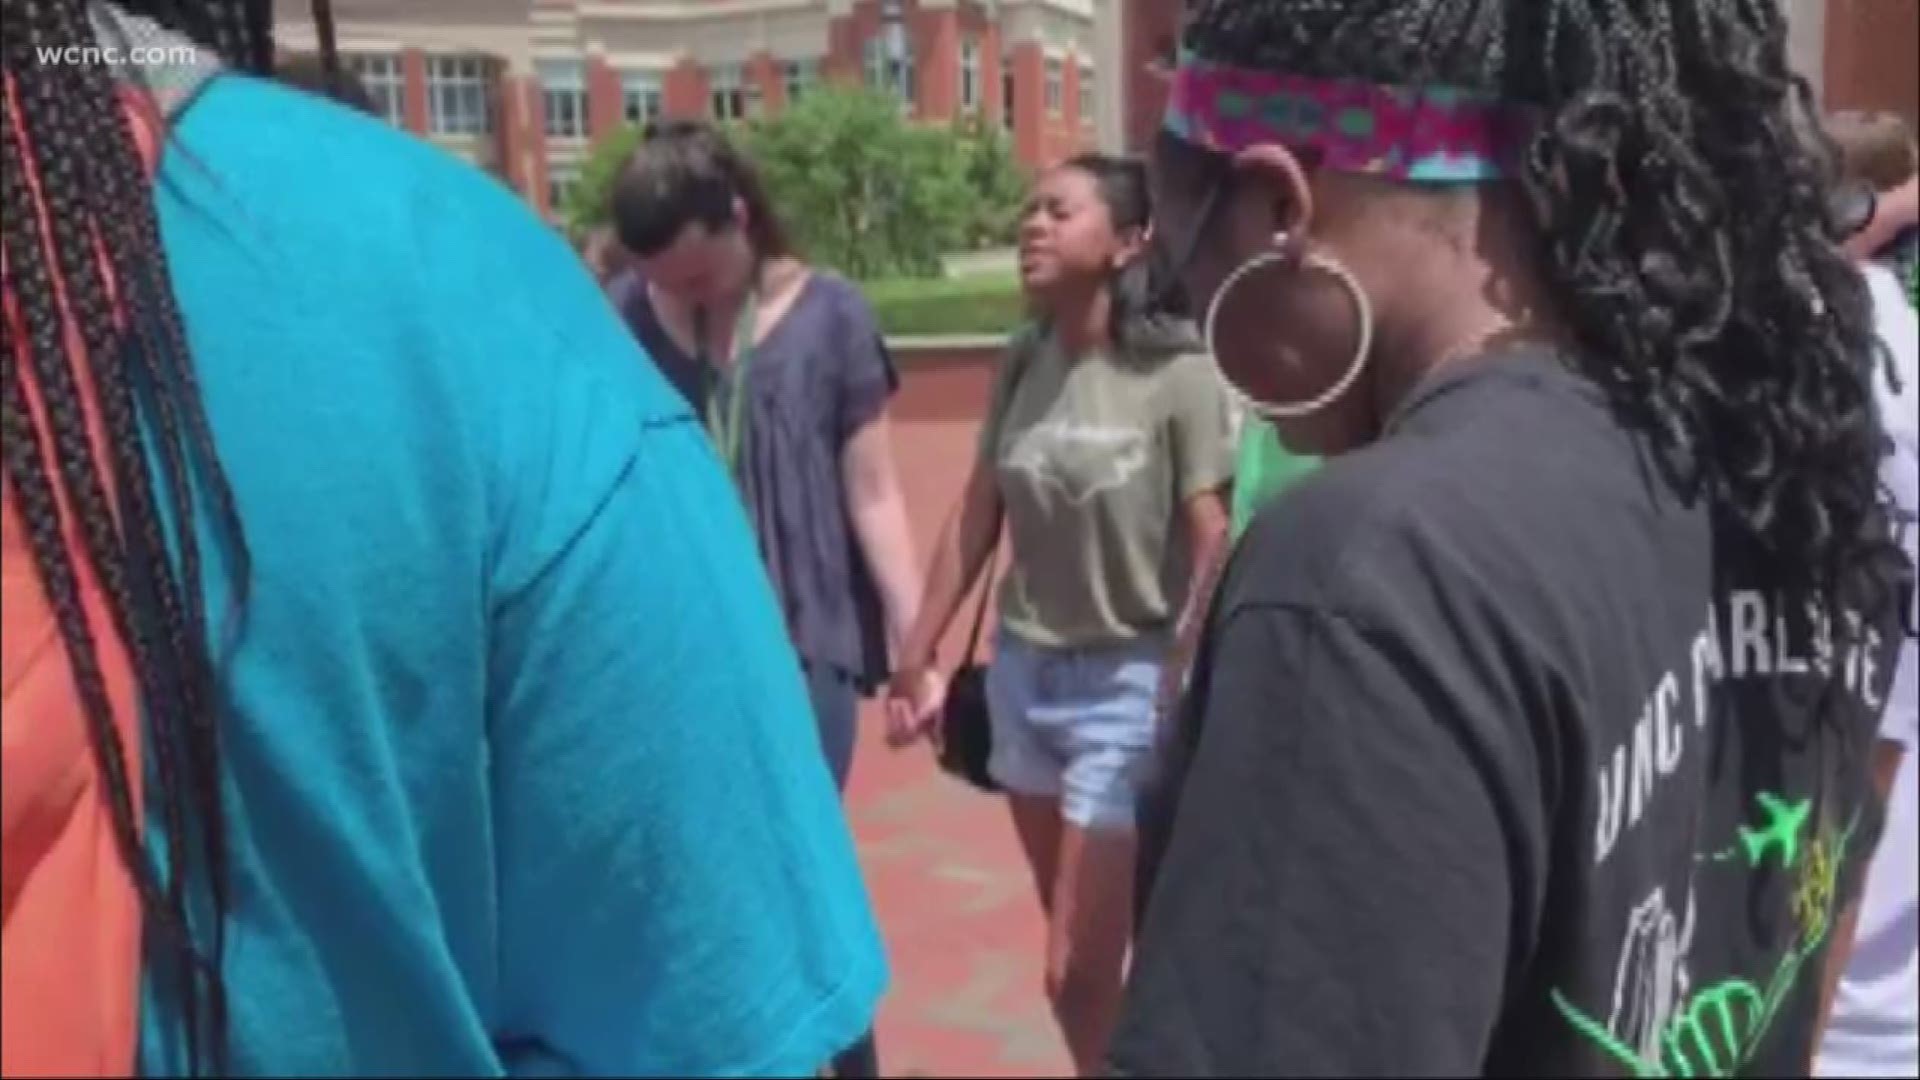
[[847, 706, 1071, 1078], [852, 409, 1071, 1078]]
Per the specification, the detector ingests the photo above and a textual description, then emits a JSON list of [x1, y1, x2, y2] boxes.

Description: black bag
[[936, 341, 1033, 795], [936, 548, 1001, 794]]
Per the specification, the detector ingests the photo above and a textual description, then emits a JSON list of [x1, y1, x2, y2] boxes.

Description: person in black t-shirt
[[1109, 1, 1914, 1076]]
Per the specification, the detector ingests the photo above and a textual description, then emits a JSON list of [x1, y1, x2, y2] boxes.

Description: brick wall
[[586, 55, 623, 141], [1007, 42, 1046, 167], [401, 48, 429, 135], [1122, 0, 1181, 152], [499, 72, 545, 213], [891, 339, 1003, 423], [748, 51, 785, 115], [918, 6, 961, 118], [979, 17, 1005, 128], [663, 59, 707, 119], [1822, 0, 1920, 129]]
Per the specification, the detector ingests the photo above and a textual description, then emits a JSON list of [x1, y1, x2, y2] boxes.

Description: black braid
[[1183, 0, 1905, 628], [123, 0, 272, 72], [1, 0, 276, 1073]]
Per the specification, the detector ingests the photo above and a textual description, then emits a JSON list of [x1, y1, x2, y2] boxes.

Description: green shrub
[[563, 87, 1027, 281], [864, 273, 1026, 338]]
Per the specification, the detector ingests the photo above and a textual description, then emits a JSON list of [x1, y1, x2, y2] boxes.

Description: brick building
[[274, 0, 1106, 219]]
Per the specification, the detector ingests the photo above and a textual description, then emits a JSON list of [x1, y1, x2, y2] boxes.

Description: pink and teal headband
[[1163, 56, 1533, 183]]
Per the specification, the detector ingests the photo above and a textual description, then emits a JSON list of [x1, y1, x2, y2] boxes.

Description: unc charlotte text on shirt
[[1593, 588, 1890, 867]]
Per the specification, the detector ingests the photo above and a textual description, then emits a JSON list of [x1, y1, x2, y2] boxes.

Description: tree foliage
[[562, 86, 1026, 280]]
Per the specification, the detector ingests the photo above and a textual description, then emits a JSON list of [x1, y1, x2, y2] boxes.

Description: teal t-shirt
[[137, 75, 884, 1076]]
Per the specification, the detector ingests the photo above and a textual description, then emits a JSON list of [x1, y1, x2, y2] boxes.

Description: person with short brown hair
[[1829, 111, 1920, 280]]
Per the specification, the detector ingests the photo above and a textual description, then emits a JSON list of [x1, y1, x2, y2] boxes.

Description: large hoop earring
[[1202, 234, 1374, 419]]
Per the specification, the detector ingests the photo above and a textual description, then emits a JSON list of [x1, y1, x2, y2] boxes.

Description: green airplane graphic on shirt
[[1554, 798, 1853, 1078], [1731, 794, 1812, 871]]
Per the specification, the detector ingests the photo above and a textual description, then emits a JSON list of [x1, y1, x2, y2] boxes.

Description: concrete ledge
[[887, 335, 1004, 423], [886, 333, 1012, 355]]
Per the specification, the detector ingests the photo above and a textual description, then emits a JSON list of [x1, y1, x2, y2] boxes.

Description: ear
[[1230, 141, 1315, 241]]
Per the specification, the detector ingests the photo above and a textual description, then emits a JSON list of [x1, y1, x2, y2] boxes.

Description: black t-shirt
[[1109, 350, 1901, 1077]]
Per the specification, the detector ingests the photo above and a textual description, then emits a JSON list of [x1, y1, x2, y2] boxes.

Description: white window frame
[[538, 59, 587, 141], [710, 63, 755, 122], [343, 52, 404, 125], [1078, 61, 1094, 127], [620, 70, 662, 127], [783, 57, 818, 104], [863, 36, 915, 111], [1002, 60, 1016, 129], [863, 36, 886, 91], [548, 165, 580, 215], [426, 54, 491, 136], [960, 38, 980, 113], [1044, 56, 1064, 117]]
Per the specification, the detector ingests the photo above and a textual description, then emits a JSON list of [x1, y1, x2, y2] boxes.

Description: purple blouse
[[612, 270, 898, 689]]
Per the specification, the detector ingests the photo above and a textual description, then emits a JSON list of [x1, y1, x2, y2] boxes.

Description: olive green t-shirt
[[981, 327, 1235, 649]]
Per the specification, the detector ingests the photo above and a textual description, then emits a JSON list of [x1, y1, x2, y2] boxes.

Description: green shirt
[[1229, 419, 1320, 538], [982, 326, 1236, 649]]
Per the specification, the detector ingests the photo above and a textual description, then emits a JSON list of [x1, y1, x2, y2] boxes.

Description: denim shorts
[[985, 631, 1165, 830]]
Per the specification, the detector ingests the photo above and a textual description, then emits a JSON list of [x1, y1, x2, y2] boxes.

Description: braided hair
[[1181, 0, 1904, 620], [3, 0, 270, 1072]]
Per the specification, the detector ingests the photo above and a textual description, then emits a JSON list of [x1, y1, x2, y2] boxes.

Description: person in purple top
[[606, 122, 922, 1073]]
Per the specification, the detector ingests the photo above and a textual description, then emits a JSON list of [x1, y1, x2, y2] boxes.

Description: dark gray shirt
[[613, 270, 897, 689], [1114, 349, 1901, 1077]]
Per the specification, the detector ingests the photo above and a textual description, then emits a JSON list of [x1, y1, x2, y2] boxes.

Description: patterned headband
[[1163, 56, 1533, 183]]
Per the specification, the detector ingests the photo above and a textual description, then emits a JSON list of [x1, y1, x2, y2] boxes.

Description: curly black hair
[[3, 1, 272, 1073], [1180, 0, 1904, 619]]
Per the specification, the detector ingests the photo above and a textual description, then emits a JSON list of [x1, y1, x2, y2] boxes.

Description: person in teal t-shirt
[[45, 7, 886, 1075], [1230, 417, 1320, 537]]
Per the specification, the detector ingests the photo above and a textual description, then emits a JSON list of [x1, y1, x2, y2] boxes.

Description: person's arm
[[1156, 353, 1237, 719], [884, 463, 1002, 742], [488, 389, 883, 1076], [832, 293, 922, 654], [1819, 264, 1920, 1059], [1109, 604, 1534, 1076], [842, 412, 921, 650], [1815, 737, 1906, 1052], [884, 334, 1028, 742], [1845, 175, 1920, 261], [1159, 494, 1229, 720]]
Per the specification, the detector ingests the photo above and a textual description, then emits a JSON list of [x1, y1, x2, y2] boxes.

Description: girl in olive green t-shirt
[[887, 154, 1234, 1076]]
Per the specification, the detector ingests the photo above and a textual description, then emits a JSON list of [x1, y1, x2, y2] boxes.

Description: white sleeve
[[1866, 263, 1918, 749]]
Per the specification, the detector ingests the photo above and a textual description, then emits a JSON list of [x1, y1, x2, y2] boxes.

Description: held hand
[[884, 667, 947, 749], [1155, 644, 1197, 726], [1153, 664, 1184, 727], [1887, 175, 1919, 232]]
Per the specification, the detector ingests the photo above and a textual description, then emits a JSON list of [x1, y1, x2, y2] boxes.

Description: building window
[[863, 36, 915, 110], [960, 38, 980, 113], [1078, 61, 1094, 127], [1044, 56, 1064, 117], [710, 64, 758, 121], [548, 166, 579, 215], [621, 71, 662, 127], [1002, 61, 1015, 129], [426, 54, 491, 136], [538, 59, 587, 140], [343, 52, 404, 125], [784, 58, 818, 104]]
